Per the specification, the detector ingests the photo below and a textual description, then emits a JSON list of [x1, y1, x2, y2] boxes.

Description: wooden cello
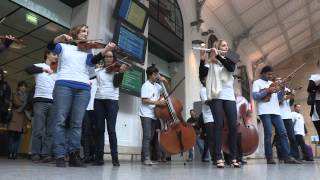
[[222, 103, 259, 156], [155, 77, 196, 155]]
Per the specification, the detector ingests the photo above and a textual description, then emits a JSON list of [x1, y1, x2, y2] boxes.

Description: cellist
[[139, 65, 168, 166]]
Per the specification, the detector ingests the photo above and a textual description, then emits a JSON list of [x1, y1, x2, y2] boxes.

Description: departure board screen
[[120, 64, 145, 97], [113, 22, 147, 64], [115, 0, 148, 32]]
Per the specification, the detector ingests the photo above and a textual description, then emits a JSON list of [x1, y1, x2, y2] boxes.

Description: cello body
[[222, 103, 259, 156], [155, 88, 196, 155]]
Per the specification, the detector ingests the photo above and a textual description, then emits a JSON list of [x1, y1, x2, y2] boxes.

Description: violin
[[103, 56, 131, 73]]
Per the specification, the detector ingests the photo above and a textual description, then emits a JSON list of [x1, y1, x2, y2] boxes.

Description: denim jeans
[[259, 114, 290, 160], [94, 99, 119, 158], [53, 85, 90, 159], [283, 119, 299, 159], [207, 99, 238, 160], [188, 135, 209, 160], [31, 102, 54, 156], [140, 117, 157, 160]]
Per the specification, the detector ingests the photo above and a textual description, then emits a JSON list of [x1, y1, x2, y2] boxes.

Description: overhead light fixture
[[3, 70, 7, 74], [26, 12, 38, 26]]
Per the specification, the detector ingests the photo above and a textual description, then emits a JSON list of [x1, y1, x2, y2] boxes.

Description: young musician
[[307, 73, 320, 137], [139, 65, 167, 166], [91, 50, 129, 166], [25, 50, 58, 162], [204, 40, 240, 168], [47, 24, 116, 167], [252, 66, 300, 164], [291, 104, 312, 161]]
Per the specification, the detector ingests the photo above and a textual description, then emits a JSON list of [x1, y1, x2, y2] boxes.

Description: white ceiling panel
[[251, 15, 277, 35], [241, 0, 272, 28], [254, 26, 282, 45], [214, 3, 236, 25], [291, 37, 312, 54], [206, 0, 225, 11], [231, 0, 260, 14], [261, 35, 286, 53], [286, 19, 309, 39], [225, 20, 244, 37], [290, 29, 311, 49], [277, 0, 305, 20], [241, 41, 260, 55], [272, 0, 289, 8], [310, 0, 320, 13], [282, 7, 307, 30], [311, 10, 320, 24]]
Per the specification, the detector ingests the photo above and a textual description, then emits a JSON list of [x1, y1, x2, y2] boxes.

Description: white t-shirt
[[95, 69, 119, 100], [139, 80, 162, 119], [57, 43, 92, 84], [252, 79, 281, 115], [292, 111, 305, 136], [279, 88, 292, 119], [33, 63, 57, 99], [86, 78, 97, 110], [236, 95, 249, 120], [200, 86, 214, 123]]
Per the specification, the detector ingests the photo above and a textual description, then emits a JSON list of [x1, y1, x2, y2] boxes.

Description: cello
[[222, 102, 259, 156], [155, 76, 196, 155]]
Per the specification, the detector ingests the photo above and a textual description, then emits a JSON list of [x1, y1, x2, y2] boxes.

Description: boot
[[56, 157, 66, 167], [93, 152, 104, 166], [112, 156, 120, 166], [69, 151, 86, 167]]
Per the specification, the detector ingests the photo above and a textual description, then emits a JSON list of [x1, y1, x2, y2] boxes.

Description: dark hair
[[17, 81, 28, 88], [104, 50, 117, 64], [68, 24, 88, 40], [146, 64, 159, 78], [294, 104, 300, 108], [260, 66, 273, 74], [44, 50, 52, 60]]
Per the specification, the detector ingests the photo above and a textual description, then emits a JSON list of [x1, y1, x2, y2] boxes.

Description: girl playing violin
[[47, 24, 116, 168], [90, 49, 129, 166]]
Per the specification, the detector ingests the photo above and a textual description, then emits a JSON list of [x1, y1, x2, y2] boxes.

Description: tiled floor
[[0, 158, 319, 180]]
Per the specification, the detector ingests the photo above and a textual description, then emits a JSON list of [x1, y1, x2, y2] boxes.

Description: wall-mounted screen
[[120, 64, 145, 97], [114, 0, 148, 32], [113, 22, 147, 64]]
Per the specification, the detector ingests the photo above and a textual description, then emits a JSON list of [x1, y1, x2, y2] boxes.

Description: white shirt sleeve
[[200, 87, 207, 102], [252, 80, 260, 93], [141, 84, 151, 99]]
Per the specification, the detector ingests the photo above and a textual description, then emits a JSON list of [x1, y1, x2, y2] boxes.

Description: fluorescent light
[[3, 70, 7, 74], [26, 12, 38, 26]]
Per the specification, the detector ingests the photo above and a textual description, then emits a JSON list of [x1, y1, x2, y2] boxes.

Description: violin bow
[[167, 76, 186, 97]]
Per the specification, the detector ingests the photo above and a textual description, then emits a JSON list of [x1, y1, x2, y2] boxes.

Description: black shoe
[[112, 156, 120, 167], [83, 156, 93, 164], [69, 151, 86, 167], [31, 154, 41, 162], [284, 158, 301, 164], [56, 158, 66, 167], [12, 153, 17, 160], [8, 153, 12, 159], [201, 159, 210, 162], [92, 153, 104, 166], [267, 159, 276, 164]]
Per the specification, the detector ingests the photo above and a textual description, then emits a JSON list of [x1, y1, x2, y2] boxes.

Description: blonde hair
[[213, 39, 227, 50]]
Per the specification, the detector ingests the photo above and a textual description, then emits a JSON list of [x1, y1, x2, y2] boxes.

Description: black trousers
[[312, 121, 320, 138], [295, 134, 308, 159], [207, 99, 238, 160], [204, 122, 215, 161]]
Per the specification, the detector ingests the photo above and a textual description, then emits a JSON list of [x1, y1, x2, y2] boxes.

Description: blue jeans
[[259, 114, 290, 160], [188, 135, 209, 160], [53, 85, 90, 159], [140, 117, 157, 160], [94, 99, 119, 157], [31, 102, 54, 156]]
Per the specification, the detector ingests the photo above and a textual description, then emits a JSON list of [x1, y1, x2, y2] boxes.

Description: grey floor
[[0, 158, 319, 180]]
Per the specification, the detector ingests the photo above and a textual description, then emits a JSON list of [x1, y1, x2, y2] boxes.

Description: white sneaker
[[144, 160, 158, 166]]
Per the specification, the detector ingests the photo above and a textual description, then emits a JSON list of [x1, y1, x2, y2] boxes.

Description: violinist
[[0, 35, 15, 53], [204, 40, 240, 168], [47, 24, 116, 168], [91, 49, 128, 166], [25, 50, 58, 163], [139, 65, 168, 166], [276, 78, 300, 161], [252, 66, 300, 164]]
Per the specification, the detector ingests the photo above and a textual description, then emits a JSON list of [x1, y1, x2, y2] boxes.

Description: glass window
[[149, 0, 183, 39]]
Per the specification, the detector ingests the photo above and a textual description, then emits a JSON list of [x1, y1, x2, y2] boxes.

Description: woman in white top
[[92, 50, 129, 166], [48, 24, 115, 167], [203, 40, 239, 168]]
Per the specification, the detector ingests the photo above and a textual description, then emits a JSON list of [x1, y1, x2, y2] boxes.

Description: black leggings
[[208, 99, 238, 160], [312, 121, 320, 138]]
